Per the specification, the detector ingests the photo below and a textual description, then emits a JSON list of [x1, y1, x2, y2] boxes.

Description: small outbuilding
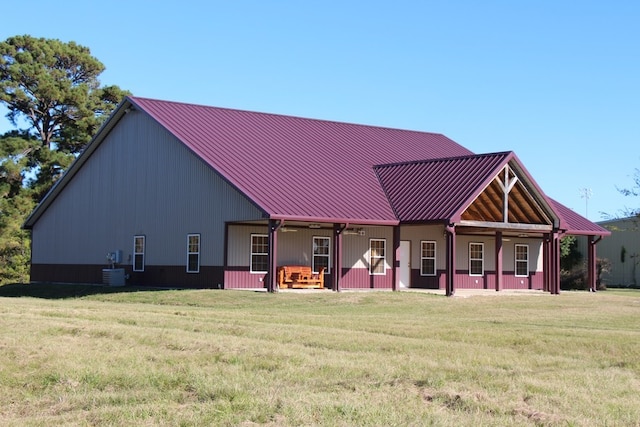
[[581, 216, 640, 287], [23, 97, 609, 293]]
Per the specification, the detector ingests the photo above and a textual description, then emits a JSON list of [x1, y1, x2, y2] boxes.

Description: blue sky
[[2, 1, 638, 221]]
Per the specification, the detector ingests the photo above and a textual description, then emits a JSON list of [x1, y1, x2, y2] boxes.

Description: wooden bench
[[277, 265, 325, 289]]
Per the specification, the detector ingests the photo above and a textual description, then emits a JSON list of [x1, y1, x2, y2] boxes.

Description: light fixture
[[280, 227, 298, 233], [344, 228, 365, 236], [308, 224, 322, 229]]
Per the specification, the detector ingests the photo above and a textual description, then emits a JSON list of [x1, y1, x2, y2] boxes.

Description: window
[[187, 234, 200, 273], [515, 244, 529, 277], [251, 234, 268, 273], [421, 241, 436, 276], [469, 242, 484, 276], [313, 236, 330, 274], [369, 239, 386, 275], [133, 235, 145, 272]]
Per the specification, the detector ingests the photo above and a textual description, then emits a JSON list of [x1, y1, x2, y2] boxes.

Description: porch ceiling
[[461, 173, 550, 225]]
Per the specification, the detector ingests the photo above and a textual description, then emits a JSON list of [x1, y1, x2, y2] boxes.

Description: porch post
[[267, 219, 279, 293], [551, 232, 561, 294], [495, 231, 503, 292], [333, 224, 344, 292], [446, 225, 456, 297], [542, 234, 550, 292], [588, 235, 597, 292], [392, 225, 401, 291]]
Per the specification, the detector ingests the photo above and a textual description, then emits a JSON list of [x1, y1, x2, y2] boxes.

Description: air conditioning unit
[[102, 268, 125, 286]]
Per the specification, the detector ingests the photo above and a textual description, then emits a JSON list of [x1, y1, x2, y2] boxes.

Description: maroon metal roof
[[128, 96, 474, 224], [550, 198, 611, 236], [375, 152, 513, 222], [23, 95, 611, 237]]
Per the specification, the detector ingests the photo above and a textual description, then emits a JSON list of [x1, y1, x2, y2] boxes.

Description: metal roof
[[128, 96, 473, 224], [24, 96, 609, 237], [375, 152, 512, 222], [550, 198, 611, 236]]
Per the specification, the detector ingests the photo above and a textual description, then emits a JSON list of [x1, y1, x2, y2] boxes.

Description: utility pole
[[579, 188, 592, 219]]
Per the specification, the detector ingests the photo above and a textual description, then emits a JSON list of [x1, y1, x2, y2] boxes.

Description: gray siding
[[32, 110, 264, 268], [579, 218, 640, 286]]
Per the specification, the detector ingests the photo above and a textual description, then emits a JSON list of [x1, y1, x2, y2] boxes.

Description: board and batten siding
[[225, 225, 394, 289], [31, 109, 264, 272]]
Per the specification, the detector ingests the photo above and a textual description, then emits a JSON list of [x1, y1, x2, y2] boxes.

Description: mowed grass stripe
[[0, 285, 639, 426]]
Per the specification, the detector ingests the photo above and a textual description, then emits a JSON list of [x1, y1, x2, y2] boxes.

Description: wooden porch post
[[333, 224, 345, 292], [392, 226, 400, 291], [495, 231, 503, 292], [446, 226, 456, 297], [267, 220, 279, 293]]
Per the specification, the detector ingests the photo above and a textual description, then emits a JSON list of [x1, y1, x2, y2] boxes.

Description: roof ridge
[[373, 151, 513, 169], [128, 95, 448, 137]]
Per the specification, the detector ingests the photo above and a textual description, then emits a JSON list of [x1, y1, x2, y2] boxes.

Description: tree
[[0, 35, 129, 284], [0, 131, 35, 283], [0, 35, 129, 200], [615, 168, 640, 220]]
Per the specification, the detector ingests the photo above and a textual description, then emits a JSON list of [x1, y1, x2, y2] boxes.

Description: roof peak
[[374, 151, 514, 169], [127, 95, 448, 138]]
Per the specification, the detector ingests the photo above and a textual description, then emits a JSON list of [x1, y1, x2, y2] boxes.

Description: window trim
[[186, 233, 200, 274], [515, 244, 529, 277], [312, 236, 331, 274], [369, 238, 386, 275], [420, 240, 437, 276], [133, 235, 145, 272], [250, 234, 269, 274], [469, 242, 484, 276]]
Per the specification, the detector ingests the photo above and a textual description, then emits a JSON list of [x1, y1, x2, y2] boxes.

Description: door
[[399, 240, 411, 288]]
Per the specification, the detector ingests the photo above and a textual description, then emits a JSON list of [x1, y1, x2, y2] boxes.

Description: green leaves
[[0, 34, 129, 283], [0, 35, 128, 152]]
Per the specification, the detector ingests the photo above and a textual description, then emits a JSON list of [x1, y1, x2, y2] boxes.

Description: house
[[23, 96, 610, 294], [579, 216, 639, 287]]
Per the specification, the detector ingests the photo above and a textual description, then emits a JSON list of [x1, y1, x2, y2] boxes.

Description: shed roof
[[550, 199, 611, 236]]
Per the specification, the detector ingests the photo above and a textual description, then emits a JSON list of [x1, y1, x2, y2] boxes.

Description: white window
[[251, 234, 268, 273], [421, 241, 436, 276], [515, 244, 529, 277], [313, 236, 330, 274], [369, 239, 386, 275], [133, 235, 145, 272], [187, 234, 200, 273], [469, 242, 484, 276]]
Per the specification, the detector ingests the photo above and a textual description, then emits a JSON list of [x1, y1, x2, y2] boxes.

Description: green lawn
[[1, 284, 639, 426]]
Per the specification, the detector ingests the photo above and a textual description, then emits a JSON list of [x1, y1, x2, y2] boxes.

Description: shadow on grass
[[0, 283, 171, 299]]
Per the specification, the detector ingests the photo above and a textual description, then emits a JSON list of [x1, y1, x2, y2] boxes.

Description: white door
[[399, 240, 411, 288]]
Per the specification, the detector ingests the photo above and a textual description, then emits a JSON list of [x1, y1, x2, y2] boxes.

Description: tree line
[[0, 35, 128, 283]]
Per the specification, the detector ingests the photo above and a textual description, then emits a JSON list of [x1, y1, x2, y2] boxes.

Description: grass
[[0, 284, 639, 426]]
